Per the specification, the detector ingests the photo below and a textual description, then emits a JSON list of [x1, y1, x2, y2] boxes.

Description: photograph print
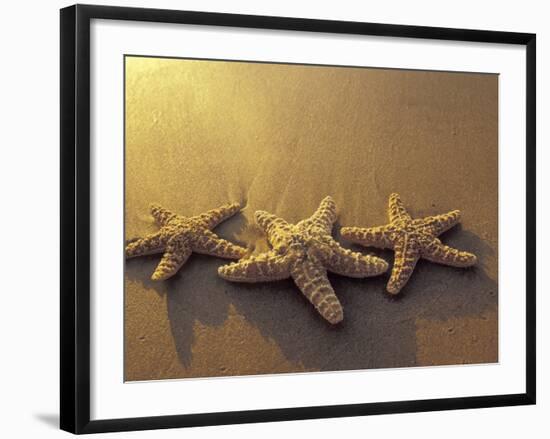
[[124, 56, 498, 382]]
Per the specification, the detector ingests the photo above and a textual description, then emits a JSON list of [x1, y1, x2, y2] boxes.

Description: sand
[[124, 56, 498, 381]]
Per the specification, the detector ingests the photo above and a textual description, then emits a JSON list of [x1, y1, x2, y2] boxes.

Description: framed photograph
[[60, 4, 536, 434]]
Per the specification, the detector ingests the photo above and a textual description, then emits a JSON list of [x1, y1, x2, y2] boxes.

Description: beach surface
[[124, 57, 498, 381]]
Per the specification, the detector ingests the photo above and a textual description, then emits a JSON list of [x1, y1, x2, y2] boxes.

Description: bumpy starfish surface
[[218, 196, 388, 324], [341, 193, 477, 295], [126, 203, 247, 280]]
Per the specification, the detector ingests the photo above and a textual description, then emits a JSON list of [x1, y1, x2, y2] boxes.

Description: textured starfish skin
[[218, 196, 388, 324], [341, 193, 477, 295], [126, 203, 247, 280]]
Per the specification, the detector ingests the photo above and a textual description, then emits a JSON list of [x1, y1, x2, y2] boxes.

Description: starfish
[[217, 196, 388, 324], [340, 193, 477, 295], [126, 203, 247, 280]]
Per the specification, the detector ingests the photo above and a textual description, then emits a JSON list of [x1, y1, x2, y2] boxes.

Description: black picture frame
[[60, 4, 536, 434]]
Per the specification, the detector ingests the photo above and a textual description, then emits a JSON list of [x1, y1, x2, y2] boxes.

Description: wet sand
[[124, 57, 498, 381]]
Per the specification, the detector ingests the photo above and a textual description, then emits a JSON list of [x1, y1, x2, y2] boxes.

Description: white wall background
[[0, 0, 546, 437]]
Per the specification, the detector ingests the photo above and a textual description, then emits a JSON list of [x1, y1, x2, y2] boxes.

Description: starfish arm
[[388, 193, 412, 223], [387, 235, 420, 295], [196, 202, 241, 229], [324, 241, 388, 277], [254, 210, 292, 249], [218, 252, 291, 282], [299, 196, 337, 232], [192, 229, 247, 259], [151, 235, 192, 280], [422, 239, 477, 267], [254, 210, 289, 234], [150, 204, 177, 227], [340, 225, 394, 249], [420, 210, 462, 236], [290, 260, 343, 324], [125, 231, 167, 258]]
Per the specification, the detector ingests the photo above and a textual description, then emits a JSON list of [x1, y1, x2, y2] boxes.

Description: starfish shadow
[[222, 227, 498, 373], [165, 256, 234, 367], [126, 224, 497, 376], [125, 213, 251, 369], [211, 207, 250, 249]]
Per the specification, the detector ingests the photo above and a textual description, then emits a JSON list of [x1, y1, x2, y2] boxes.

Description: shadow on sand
[[126, 222, 497, 375]]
